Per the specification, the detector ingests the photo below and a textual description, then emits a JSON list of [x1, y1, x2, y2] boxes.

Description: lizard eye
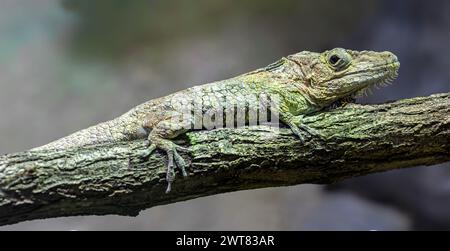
[[327, 50, 351, 71], [329, 55, 340, 65]]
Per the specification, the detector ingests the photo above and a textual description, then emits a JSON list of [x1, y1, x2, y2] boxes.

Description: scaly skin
[[33, 48, 400, 192]]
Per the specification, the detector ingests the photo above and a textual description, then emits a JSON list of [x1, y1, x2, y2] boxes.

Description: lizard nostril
[[391, 54, 398, 62], [383, 51, 398, 62]]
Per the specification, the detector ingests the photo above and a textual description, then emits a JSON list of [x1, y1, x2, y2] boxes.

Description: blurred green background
[[0, 0, 449, 230]]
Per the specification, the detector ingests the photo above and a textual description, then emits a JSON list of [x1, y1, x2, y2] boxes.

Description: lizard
[[32, 48, 400, 193]]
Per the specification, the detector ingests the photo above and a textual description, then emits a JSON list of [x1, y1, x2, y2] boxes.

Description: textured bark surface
[[0, 93, 449, 226]]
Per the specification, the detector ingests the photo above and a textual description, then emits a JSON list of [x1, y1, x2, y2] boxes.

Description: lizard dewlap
[[32, 48, 400, 193]]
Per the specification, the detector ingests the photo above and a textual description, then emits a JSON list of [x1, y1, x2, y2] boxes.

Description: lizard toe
[[175, 145, 191, 153], [165, 149, 176, 193], [289, 125, 307, 143], [298, 124, 322, 140], [147, 137, 190, 193], [173, 149, 188, 177]]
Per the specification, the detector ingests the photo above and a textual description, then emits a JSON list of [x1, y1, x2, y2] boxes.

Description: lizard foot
[[284, 116, 321, 142], [145, 139, 189, 193], [289, 123, 321, 143]]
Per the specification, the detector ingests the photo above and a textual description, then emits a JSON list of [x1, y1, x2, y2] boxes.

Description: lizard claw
[[164, 147, 188, 193], [165, 150, 176, 193], [146, 137, 189, 193]]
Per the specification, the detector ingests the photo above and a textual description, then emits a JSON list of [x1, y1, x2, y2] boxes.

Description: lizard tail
[[32, 118, 129, 151]]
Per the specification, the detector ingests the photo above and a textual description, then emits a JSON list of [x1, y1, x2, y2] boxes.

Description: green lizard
[[33, 48, 400, 192]]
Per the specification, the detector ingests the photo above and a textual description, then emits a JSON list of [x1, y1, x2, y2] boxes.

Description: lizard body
[[33, 48, 400, 192]]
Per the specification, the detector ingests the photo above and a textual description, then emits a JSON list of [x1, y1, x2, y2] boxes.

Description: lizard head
[[286, 48, 400, 107]]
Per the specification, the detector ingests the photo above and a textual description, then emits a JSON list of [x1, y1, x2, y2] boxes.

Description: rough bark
[[0, 93, 449, 226]]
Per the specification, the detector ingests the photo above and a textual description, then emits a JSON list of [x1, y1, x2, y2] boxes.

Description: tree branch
[[1, 93, 449, 226]]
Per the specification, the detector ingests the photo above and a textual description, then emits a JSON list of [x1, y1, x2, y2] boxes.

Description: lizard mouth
[[348, 61, 400, 99], [326, 61, 399, 109]]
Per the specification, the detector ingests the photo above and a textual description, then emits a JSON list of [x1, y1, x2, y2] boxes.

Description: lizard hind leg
[[145, 119, 190, 193]]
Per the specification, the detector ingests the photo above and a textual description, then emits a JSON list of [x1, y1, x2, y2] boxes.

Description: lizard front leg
[[144, 116, 191, 193], [279, 112, 321, 143]]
